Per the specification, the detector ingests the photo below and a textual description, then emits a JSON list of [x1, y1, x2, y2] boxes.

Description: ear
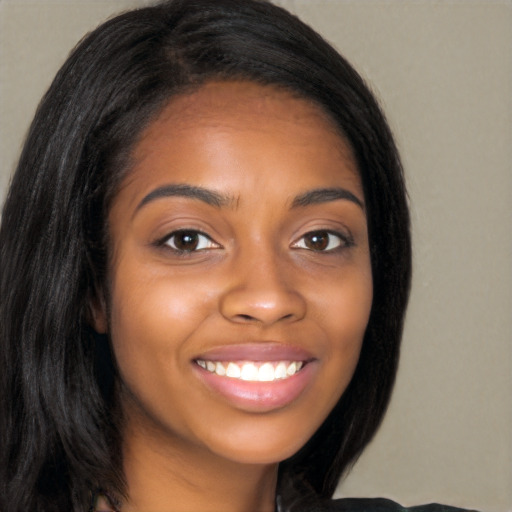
[[88, 294, 108, 334]]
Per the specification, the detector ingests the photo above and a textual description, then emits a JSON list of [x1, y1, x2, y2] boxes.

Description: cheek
[[107, 271, 218, 441], [315, 261, 373, 389], [107, 264, 211, 392], [317, 258, 373, 341], [110, 259, 211, 335], [336, 273, 372, 344]]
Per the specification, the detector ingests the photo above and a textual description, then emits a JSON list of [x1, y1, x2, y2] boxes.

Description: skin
[[93, 81, 373, 512]]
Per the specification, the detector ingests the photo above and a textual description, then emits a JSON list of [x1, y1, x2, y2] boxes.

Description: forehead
[[121, 80, 362, 205], [146, 81, 341, 136], [134, 81, 354, 160]]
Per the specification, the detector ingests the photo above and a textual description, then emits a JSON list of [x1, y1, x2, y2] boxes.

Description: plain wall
[[1, 1, 510, 511]]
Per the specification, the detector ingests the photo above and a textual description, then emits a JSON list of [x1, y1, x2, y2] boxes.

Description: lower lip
[[194, 362, 317, 412]]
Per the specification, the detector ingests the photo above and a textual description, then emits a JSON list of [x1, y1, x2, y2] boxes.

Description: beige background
[[0, 1, 510, 511]]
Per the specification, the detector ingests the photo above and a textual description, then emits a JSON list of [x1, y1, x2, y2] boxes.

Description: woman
[[0, 1, 476, 511]]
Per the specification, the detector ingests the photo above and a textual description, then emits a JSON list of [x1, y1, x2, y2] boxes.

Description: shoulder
[[314, 497, 479, 512]]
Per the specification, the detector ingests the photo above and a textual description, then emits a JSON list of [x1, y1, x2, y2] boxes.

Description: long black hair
[[0, 1, 411, 510]]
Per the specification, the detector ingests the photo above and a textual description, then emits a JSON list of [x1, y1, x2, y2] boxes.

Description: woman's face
[[96, 81, 372, 465]]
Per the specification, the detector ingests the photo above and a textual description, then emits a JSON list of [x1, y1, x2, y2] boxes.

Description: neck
[[119, 407, 278, 512]]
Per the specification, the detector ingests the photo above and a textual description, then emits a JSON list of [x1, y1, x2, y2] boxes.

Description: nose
[[219, 247, 307, 326]]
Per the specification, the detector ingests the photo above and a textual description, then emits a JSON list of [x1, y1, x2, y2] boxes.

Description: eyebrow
[[136, 184, 234, 211], [136, 183, 364, 213], [291, 187, 364, 210]]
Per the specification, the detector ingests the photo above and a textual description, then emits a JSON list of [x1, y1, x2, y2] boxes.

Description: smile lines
[[195, 360, 305, 382]]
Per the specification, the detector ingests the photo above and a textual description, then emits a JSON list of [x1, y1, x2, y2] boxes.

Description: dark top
[[293, 497, 479, 512], [94, 493, 479, 512]]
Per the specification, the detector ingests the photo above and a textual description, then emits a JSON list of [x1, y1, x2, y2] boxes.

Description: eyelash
[[156, 229, 353, 255]]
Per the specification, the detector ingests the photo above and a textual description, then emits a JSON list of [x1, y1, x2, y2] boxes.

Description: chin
[[199, 415, 320, 466]]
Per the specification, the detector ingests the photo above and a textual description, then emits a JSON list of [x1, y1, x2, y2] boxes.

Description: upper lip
[[194, 342, 314, 362]]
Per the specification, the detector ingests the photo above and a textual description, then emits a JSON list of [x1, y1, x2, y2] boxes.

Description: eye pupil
[[174, 231, 199, 251], [305, 231, 329, 251]]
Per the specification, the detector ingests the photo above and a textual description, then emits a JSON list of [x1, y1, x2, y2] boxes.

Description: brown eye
[[293, 230, 348, 252], [304, 231, 329, 251], [164, 230, 217, 252]]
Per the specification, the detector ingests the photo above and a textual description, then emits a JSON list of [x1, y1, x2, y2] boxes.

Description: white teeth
[[196, 359, 305, 382], [258, 362, 275, 381], [226, 362, 241, 378], [215, 362, 226, 376], [240, 363, 258, 381], [275, 362, 287, 379]]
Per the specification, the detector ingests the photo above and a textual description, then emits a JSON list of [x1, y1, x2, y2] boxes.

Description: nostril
[[234, 312, 295, 323], [237, 314, 256, 321]]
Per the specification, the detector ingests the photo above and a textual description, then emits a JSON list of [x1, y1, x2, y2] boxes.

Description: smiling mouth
[[195, 360, 305, 382], [193, 345, 315, 411]]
